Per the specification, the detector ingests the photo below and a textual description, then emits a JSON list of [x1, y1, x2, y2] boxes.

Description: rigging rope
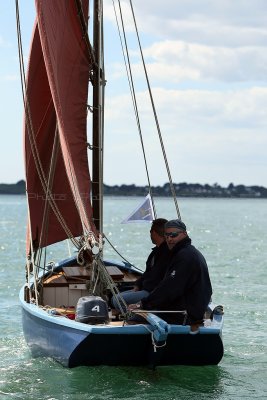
[[36, 125, 60, 269], [16, 2, 80, 247], [113, 0, 157, 218], [15, 0, 103, 305], [103, 234, 143, 272], [15, 0, 99, 258], [94, 256, 128, 316], [16, 0, 182, 310], [129, 0, 181, 219]]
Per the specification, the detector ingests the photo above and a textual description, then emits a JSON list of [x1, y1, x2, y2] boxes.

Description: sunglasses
[[164, 231, 182, 238]]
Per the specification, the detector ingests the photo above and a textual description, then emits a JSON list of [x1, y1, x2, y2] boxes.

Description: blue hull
[[20, 288, 224, 368]]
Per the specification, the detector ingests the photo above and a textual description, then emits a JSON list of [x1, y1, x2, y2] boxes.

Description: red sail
[[24, 0, 94, 253]]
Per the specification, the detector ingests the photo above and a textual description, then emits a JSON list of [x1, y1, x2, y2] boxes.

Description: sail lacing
[[90, 0, 105, 232], [74, 0, 96, 69]]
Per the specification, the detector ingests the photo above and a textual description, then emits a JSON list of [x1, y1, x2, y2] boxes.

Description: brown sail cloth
[[24, 0, 95, 253]]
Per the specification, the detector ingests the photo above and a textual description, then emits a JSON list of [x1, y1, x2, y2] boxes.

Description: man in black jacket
[[112, 218, 169, 310], [129, 219, 212, 325], [133, 218, 169, 293]]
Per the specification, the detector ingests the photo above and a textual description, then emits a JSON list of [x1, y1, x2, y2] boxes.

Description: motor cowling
[[75, 295, 109, 324]]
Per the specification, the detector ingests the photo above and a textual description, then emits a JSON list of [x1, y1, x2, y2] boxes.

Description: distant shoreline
[[1, 180, 267, 198]]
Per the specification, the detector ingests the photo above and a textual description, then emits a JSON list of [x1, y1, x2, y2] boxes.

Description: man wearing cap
[[129, 219, 212, 325]]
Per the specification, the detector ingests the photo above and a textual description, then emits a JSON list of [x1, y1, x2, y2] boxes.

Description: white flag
[[121, 194, 155, 223]]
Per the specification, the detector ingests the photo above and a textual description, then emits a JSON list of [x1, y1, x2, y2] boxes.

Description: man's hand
[[128, 302, 141, 311]]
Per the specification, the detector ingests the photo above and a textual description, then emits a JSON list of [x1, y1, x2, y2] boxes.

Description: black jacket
[[141, 237, 212, 324], [135, 241, 169, 292]]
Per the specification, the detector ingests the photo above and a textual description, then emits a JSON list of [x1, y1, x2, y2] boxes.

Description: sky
[[1, 0, 267, 188]]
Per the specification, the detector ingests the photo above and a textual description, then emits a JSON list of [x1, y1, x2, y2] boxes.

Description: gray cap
[[165, 219, 187, 231]]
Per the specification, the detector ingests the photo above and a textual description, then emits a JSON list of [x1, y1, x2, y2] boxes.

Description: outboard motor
[[75, 296, 109, 324]]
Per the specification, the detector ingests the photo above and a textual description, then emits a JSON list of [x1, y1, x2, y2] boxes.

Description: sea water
[[0, 195, 266, 400]]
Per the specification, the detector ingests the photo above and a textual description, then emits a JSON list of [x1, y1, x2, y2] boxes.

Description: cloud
[[124, 40, 267, 84], [105, 0, 267, 86], [105, 86, 267, 133], [131, 0, 267, 45], [103, 84, 267, 186], [2, 0, 267, 187]]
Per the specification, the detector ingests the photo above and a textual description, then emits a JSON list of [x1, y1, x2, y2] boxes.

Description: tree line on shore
[[1, 180, 267, 198]]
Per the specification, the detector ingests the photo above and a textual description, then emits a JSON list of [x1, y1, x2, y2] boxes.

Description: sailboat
[[17, 0, 224, 368]]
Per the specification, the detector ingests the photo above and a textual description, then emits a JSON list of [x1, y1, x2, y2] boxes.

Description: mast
[[92, 0, 103, 233]]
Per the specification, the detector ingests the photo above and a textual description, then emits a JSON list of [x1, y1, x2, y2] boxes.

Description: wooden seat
[[44, 273, 69, 287], [62, 265, 124, 280], [63, 266, 91, 279], [106, 266, 124, 279]]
